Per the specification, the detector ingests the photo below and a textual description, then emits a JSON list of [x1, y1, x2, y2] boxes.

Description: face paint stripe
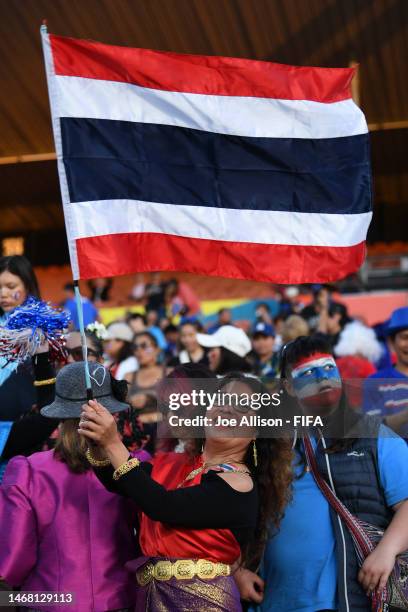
[[292, 352, 334, 369], [293, 372, 341, 391], [290, 354, 342, 408]]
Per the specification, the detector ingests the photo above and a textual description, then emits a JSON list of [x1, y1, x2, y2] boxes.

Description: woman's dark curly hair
[[109, 375, 146, 451], [216, 373, 293, 568]]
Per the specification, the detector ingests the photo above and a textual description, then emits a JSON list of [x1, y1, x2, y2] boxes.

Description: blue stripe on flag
[[61, 118, 371, 214]]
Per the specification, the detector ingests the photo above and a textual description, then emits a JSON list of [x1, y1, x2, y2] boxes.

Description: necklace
[[177, 458, 250, 488]]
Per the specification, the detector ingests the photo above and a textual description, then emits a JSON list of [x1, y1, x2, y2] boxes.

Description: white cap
[[197, 325, 251, 358], [105, 322, 134, 343]]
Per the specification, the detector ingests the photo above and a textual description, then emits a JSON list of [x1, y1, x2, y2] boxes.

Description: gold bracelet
[[85, 448, 111, 467], [113, 458, 141, 480], [33, 377, 56, 387]]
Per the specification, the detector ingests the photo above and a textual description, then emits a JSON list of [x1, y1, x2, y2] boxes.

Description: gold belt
[[136, 559, 231, 585]]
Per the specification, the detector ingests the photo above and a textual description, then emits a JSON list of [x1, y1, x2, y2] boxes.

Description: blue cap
[[387, 307, 408, 335], [253, 322, 275, 337]]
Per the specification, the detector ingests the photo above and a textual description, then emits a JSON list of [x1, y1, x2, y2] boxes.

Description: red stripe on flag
[[50, 34, 354, 103], [76, 234, 366, 283]]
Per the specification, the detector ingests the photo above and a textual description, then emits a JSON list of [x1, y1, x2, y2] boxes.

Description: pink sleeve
[[0, 456, 37, 586]]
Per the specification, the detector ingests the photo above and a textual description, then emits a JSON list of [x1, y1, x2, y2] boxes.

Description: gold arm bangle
[[33, 377, 56, 387], [85, 448, 111, 467], [113, 458, 141, 480]]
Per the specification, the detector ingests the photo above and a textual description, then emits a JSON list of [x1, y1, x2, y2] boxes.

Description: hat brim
[[196, 333, 220, 348], [253, 331, 274, 338], [41, 396, 129, 419], [387, 325, 408, 336], [105, 332, 133, 342]]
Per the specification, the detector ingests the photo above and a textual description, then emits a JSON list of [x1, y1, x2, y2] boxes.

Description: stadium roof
[[1, 0, 407, 240]]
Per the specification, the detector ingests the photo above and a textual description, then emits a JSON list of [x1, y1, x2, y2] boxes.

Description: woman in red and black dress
[[79, 373, 292, 611]]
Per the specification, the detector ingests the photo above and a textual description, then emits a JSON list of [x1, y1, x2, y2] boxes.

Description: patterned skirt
[[129, 557, 242, 612]]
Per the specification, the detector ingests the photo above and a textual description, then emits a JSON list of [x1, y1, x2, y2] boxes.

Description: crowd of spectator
[[77, 278, 408, 437], [1, 256, 408, 612], [1, 260, 408, 456]]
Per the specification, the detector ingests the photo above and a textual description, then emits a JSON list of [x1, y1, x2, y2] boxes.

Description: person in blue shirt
[[62, 282, 99, 330], [0, 255, 43, 480], [363, 306, 408, 438], [236, 335, 408, 612]]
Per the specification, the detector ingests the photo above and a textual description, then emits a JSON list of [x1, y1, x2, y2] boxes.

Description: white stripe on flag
[[69, 199, 372, 246], [55, 75, 368, 139]]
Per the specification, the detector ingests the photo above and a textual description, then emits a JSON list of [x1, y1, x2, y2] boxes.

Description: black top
[[95, 462, 258, 550], [1, 353, 59, 460], [0, 367, 35, 422]]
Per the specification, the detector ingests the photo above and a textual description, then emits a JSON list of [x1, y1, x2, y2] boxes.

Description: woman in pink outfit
[[0, 362, 150, 612]]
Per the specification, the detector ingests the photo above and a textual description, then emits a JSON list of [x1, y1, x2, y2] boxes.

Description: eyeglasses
[[134, 342, 153, 351], [66, 347, 99, 361]]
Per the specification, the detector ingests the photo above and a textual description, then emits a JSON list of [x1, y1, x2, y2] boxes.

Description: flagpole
[[73, 281, 93, 401], [41, 23, 93, 401]]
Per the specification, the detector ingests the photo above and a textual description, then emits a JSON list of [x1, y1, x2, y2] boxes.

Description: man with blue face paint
[[235, 335, 408, 612], [290, 353, 342, 415]]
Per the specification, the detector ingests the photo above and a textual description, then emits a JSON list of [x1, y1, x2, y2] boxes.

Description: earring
[[252, 440, 258, 467], [292, 428, 298, 449]]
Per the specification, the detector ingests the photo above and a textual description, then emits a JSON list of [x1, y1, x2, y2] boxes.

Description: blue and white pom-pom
[[0, 297, 70, 363]]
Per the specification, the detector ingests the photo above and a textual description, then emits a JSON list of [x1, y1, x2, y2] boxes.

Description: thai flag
[[42, 30, 372, 283]]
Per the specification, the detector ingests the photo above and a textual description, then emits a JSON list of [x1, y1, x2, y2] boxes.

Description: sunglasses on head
[[66, 347, 99, 361]]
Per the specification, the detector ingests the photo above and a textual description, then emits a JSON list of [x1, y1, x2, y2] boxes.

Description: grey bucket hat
[[41, 361, 129, 419]]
